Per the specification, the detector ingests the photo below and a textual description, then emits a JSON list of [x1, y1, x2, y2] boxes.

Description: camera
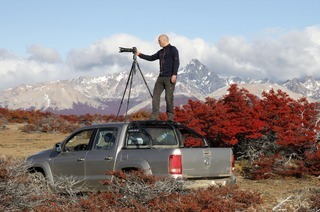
[[119, 47, 137, 54]]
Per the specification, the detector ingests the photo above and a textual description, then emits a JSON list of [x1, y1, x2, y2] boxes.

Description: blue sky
[[0, 0, 320, 90]]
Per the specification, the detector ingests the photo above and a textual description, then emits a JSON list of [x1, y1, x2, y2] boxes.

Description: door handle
[[105, 156, 113, 160], [77, 158, 85, 161]]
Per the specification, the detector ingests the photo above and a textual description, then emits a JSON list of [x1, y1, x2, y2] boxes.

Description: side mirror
[[54, 142, 62, 153]]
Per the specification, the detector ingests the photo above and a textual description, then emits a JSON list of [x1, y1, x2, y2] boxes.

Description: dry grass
[[0, 124, 68, 158]]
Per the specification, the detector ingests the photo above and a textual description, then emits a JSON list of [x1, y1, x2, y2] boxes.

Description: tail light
[[169, 155, 182, 174]]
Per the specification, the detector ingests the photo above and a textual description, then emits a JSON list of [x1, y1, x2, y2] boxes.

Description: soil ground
[[0, 124, 319, 211]]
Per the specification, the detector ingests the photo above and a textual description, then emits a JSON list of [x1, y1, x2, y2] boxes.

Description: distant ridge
[[0, 59, 318, 115]]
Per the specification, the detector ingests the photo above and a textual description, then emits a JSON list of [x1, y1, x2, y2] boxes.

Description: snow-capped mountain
[[178, 59, 226, 95], [282, 76, 320, 99], [0, 59, 319, 115], [0, 72, 157, 115]]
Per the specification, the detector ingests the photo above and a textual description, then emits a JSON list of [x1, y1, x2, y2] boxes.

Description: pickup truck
[[25, 120, 236, 190]]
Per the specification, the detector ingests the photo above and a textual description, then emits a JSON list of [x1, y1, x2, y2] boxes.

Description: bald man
[[136, 34, 180, 121]]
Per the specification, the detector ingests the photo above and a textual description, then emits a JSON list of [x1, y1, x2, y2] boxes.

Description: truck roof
[[77, 120, 184, 130], [72, 121, 205, 141]]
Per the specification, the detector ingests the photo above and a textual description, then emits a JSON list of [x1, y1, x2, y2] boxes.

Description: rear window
[[126, 127, 178, 148], [176, 126, 206, 148]]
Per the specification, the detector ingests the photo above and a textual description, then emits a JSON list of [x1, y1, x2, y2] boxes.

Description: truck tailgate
[[180, 148, 232, 178]]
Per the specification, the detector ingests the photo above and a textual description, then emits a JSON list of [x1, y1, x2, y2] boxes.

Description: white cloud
[[170, 28, 320, 81], [27, 44, 61, 63], [1, 27, 320, 91]]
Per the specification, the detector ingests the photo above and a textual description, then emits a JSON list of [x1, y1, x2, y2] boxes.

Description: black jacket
[[138, 44, 179, 77]]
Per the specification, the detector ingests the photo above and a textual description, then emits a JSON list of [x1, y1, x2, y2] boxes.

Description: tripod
[[115, 54, 153, 121]]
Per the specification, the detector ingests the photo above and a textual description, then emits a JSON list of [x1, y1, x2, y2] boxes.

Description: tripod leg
[[125, 71, 134, 119], [115, 65, 134, 121], [136, 61, 153, 98]]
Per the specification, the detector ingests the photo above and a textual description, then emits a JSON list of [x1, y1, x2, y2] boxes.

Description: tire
[[28, 171, 53, 193]]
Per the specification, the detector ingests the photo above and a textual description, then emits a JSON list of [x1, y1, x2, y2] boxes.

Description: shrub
[[309, 188, 320, 210], [0, 158, 56, 211], [304, 148, 320, 176], [1, 159, 263, 211], [20, 116, 80, 133], [241, 153, 310, 180], [0, 158, 88, 211]]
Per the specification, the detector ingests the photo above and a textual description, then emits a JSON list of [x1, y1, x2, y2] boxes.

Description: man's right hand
[[135, 49, 141, 56]]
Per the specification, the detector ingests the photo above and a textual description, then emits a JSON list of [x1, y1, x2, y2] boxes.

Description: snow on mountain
[[1, 80, 95, 111], [282, 76, 320, 99], [178, 59, 226, 95], [0, 59, 318, 115], [0, 72, 159, 114]]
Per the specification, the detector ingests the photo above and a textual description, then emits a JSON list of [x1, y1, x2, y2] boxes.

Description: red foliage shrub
[[183, 135, 203, 147], [243, 153, 309, 179], [175, 85, 320, 178], [275, 159, 307, 178], [82, 171, 263, 211], [244, 154, 278, 180], [139, 187, 260, 211], [20, 115, 80, 133], [129, 111, 151, 120], [175, 85, 265, 147], [78, 192, 122, 211], [304, 149, 320, 176]]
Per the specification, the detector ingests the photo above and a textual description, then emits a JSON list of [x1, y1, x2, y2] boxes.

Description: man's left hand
[[171, 75, 177, 84]]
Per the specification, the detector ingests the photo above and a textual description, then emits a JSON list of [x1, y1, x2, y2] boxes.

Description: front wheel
[[27, 171, 53, 193]]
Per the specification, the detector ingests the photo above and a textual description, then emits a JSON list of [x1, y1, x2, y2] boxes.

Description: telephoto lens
[[119, 47, 137, 53], [119, 47, 133, 53]]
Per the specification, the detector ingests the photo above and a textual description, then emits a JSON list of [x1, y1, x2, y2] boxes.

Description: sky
[[0, 0, 320, 91]]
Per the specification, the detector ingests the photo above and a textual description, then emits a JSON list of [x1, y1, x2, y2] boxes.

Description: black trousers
[[150, 76, 175, 121]]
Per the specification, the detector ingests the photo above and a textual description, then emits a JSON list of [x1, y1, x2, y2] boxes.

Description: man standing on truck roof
[[135, 34, 180, 121]]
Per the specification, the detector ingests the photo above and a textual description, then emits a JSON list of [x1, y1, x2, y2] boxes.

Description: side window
[[64, 129, 94, 152], [93, 128, 117, 150], [178, 127, 205, 148]]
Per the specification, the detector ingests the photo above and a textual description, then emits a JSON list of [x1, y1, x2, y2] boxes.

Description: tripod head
[[119, 47, 137, 54], [119, 47, 138, 61]]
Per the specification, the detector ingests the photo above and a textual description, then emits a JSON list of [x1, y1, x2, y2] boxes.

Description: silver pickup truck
[[26, 120, 236, 189]]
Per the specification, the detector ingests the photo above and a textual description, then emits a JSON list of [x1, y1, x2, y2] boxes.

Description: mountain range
[[0, 59, 319, 115]]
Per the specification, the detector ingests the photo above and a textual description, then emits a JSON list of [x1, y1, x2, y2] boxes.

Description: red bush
[[304, 149, 320, 176]]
